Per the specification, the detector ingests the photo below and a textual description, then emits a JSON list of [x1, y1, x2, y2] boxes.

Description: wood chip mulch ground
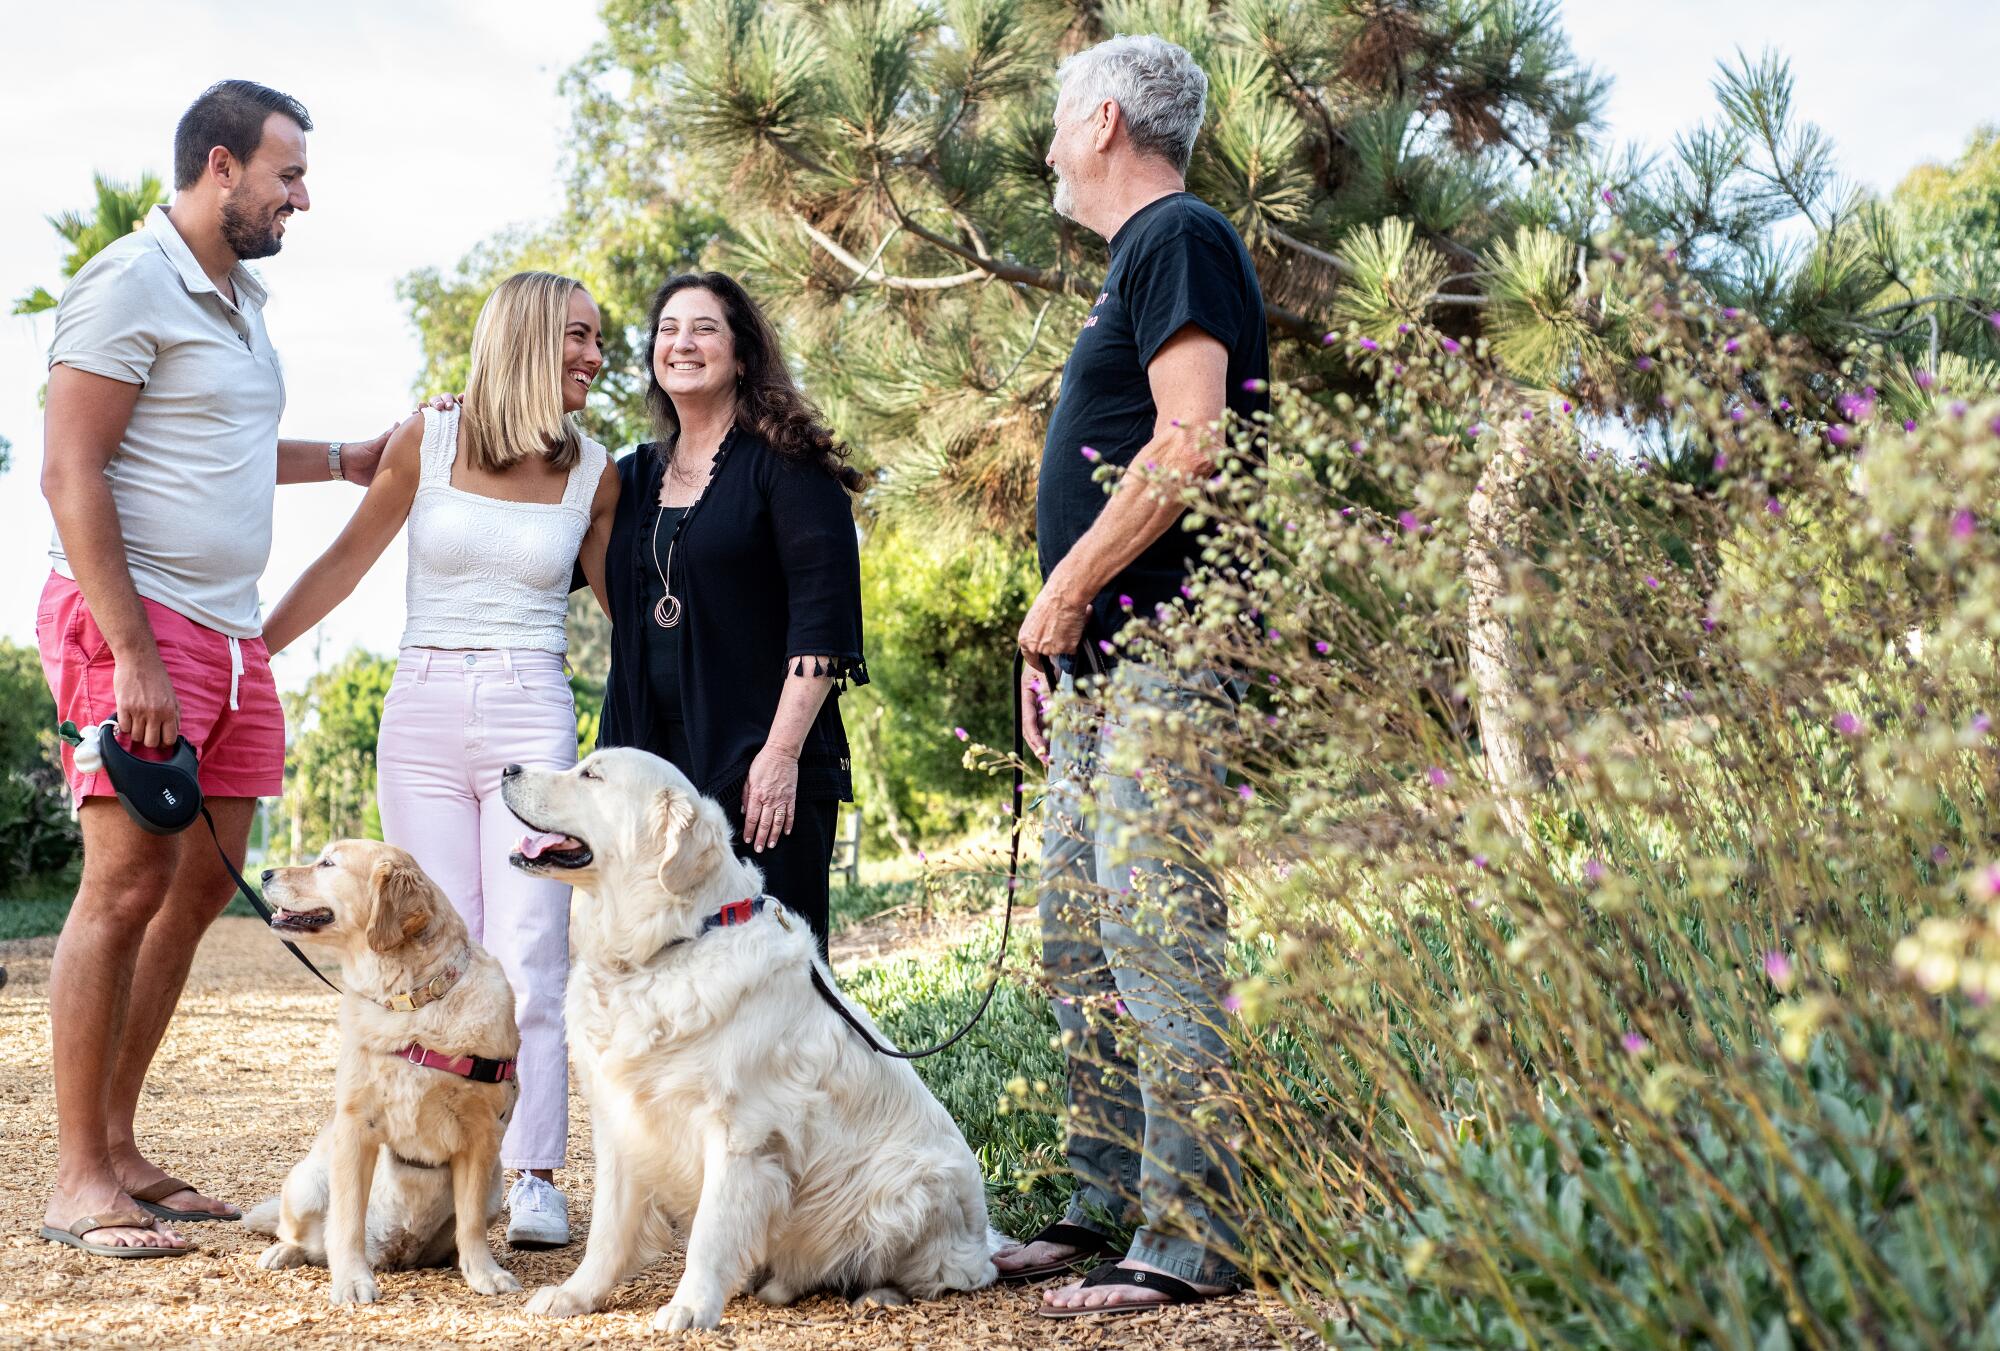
[[0, 917, 1315, 1349]]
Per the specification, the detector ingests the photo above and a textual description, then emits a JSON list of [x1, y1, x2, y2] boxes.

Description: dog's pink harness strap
[[397, 1042, 516, 1083]]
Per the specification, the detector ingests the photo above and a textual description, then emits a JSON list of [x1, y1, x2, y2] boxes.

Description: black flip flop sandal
[[129, 1175, 240, 1223], [1036, 1261, 1230, 1318], [993, 1221, 1122, 1283]]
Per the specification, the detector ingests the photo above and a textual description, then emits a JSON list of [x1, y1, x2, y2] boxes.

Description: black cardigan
[[593, 429, 866, 801]]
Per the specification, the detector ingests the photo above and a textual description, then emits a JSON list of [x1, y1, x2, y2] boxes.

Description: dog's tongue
[[518, 831, 577, 859]]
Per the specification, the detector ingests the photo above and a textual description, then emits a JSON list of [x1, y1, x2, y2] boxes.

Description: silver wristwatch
[[327, 441, 345, 482]]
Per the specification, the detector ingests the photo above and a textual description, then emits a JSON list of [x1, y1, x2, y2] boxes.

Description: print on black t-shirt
[[1036, 192, 1269, 667]]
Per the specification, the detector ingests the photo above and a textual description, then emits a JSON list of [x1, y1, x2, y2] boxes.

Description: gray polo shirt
[[48, 204, 284, 639]]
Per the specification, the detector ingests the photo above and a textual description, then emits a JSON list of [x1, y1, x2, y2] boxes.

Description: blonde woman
[[263, 271, 617, 1247]]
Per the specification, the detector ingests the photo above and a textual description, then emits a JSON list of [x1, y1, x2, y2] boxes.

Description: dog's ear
[[367, 856, 434, 952], [650, 786, 724, 896]]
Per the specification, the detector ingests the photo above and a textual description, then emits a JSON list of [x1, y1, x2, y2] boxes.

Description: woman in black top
[[596, 272, 866, 948]]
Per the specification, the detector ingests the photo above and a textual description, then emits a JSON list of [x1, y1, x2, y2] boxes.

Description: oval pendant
[[653, 593, 683, 629]]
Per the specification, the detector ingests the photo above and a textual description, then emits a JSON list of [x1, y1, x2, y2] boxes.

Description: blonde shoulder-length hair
[[460, 270, 587, 473]]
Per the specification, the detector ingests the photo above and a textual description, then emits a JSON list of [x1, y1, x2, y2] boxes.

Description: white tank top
[[399, 405, 606, 654]]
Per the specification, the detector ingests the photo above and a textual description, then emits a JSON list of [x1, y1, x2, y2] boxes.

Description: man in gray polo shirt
[[35, 80, 389, 1258]]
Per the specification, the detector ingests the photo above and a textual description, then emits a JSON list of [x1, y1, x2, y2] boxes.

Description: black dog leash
[[807, 648, 1030, 1060], [202, 805, 339, 992]]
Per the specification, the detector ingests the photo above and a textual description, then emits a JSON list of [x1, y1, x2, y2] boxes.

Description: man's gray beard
[[220, 198, 284, 261], [1052, 175, 1076, 222]]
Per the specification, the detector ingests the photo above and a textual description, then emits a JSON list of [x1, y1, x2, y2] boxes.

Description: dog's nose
[[260, 868, 275, 884], [501, 764, 523, 778]]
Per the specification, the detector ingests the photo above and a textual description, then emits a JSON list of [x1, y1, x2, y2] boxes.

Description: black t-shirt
[[1036, 192, 1268, 662]]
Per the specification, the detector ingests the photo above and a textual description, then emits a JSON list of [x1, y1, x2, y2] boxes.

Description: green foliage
[[848, 528, 1037, 850], [274, 649, 395, 862], [0, 770, 80, 888], [13, 172, 164, 316], [842, 913, 1066, 1236], [1049, 261, 2000, 1343], [0, 638, 59, 777]]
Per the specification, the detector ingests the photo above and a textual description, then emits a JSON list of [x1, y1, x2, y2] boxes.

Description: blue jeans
[[1039, 661, 1239, 1286]]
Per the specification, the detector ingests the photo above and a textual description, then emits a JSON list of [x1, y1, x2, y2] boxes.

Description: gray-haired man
[[999, 35, 1266, 1316]]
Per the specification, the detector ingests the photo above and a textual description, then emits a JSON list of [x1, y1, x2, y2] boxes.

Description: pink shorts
[[35, 571, 285, 803]]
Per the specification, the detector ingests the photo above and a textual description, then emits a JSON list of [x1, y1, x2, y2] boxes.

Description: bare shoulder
[[593, 455, 622, 510]]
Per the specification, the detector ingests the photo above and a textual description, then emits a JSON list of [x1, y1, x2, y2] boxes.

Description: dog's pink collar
[[395, 1042, 515, 1084]]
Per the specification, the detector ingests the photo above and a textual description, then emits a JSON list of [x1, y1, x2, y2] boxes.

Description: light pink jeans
[[376, 647, 576, 1171]]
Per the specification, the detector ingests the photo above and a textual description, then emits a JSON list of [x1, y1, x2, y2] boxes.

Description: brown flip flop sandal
[[129, 1176, 240, 1223], [39, 1210, 192, 1259], [994, 1221, 1122, 1283], [1036, 1261, 1231, 1318]]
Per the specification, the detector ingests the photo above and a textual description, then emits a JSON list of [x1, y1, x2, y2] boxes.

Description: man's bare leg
[[43, 799, 188, 1251], [107, 796, 255, 1219]]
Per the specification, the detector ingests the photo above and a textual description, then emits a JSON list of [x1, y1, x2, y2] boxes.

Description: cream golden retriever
[[501, 748, 997, 1333], [242, 841, 521, 1305]]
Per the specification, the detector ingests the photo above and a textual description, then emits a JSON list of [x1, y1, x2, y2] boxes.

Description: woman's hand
[[741, 743, 801, 852]]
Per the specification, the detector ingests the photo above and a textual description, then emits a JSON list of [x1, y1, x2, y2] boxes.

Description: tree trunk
[[1464, 407, 1551, 838]]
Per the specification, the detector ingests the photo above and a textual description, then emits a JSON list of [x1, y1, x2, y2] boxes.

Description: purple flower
[[1080, 445, 1100, 461], [1115, 593, 1133, 609], [1241, 378, 1267, 392], [1314, 640, 1331, 654], [1986, 864, 2000, 897], [1521, 409, 1534, 421], [1322, 332, 1338, 345], [1827, 425, 1850, 446], [1114, 999, 1127, 1016], [1440, 337, 1462, 354], [1584, 858, 1606, 883], [1621, 1032, 1649, 1055], [1398, 510, 1421, 531], [1778, 398, 1792, 413], [1179, 584, 1194, 599], [1635, 355, 1654, 372], [1222, 993, 1244, 1014], [1713, 451, 1729, 471], [1427, 767, 1449, 787], [1098, 640, 1114, 654], [1472, 854, 1488, 869], [1267, 628, 1282, 642], [1766, 497, 1784, 516], [1701, 615, 1717, 633], [1904, 419, 1918, 432], [1358, 337, 1379, 352], [1974, 713, 1991, 735], [1952, 401, 1968, 418], [1932, 844, 1952, 865], [1398, 323, 1412, 334], [1953, 509, 1977, 539], [952, 726, 969, 741], [1763, 951, 1794, 991], [1267, 674, 1281, 685], [1723, 307, 1740, 320], [1724, 338, 1741, 354], [1600, 187, 1615, 204], [1990, 311, 2000, 330], [1644, 575, 1660, 589], [1237, 783, 1254, 802], [1833, 712, 1862, 736], [1729, 407, 1745, 423], [1562, 400, 1573, 413], [1916, 369, 1935, 389]]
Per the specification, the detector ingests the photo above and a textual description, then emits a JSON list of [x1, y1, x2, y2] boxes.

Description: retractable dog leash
[[807, 649, 1031, 1060], [59, 716, 339, 991]]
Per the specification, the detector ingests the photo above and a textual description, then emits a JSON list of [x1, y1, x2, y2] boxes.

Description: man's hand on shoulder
[[338, 424, 395, 487]]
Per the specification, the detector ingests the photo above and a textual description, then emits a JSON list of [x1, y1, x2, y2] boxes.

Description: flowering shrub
[[1020, 252, 2000, 1346]]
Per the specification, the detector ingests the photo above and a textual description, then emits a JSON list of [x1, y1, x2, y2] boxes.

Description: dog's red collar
[[664, 896, 785, 953], [394, 1042, 515, 1084]]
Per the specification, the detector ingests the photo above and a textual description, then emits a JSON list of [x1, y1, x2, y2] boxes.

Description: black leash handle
[[810, 648, 1029, 1060], [202, 805, 339, 992]]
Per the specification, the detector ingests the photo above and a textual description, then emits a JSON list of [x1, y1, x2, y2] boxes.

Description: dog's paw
[[850, 1286, 910, 1310], [653, 1294, 723, 1333], [256, 1241, 308, 1271], [465, 1263, 522, 1296], [525, 1284, 594, 1318], [327, 1269, 381, 1305]]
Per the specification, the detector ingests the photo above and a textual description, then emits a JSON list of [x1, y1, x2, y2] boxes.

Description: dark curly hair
[[643, 272, 864, 493]]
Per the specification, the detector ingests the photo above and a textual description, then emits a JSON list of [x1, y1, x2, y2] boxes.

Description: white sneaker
[[506, 1174, 570, 1249]]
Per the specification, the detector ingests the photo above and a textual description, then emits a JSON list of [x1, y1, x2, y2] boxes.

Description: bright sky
[[4, 1, 1996, 695]]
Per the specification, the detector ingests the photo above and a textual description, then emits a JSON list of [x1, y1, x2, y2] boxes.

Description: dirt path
[[0, 918, 1306, 1349]]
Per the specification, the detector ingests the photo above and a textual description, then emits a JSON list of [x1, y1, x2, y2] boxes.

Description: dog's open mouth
[[269, 907, 334, 934], [512, 830, 592, 870]]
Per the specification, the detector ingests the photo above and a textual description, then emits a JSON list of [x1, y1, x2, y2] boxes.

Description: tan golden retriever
[[501, 748, 997, 1334], [242, 841, 521, 1305]]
